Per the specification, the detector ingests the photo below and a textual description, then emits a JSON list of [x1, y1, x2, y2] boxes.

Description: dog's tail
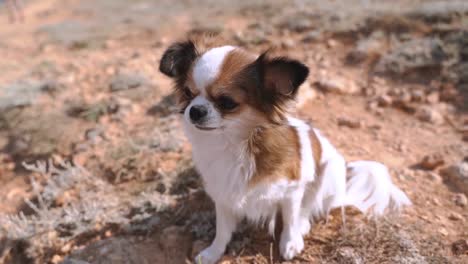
[[342, 160, 411, 215]]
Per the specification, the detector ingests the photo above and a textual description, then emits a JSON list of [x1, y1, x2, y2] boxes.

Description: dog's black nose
[[189, 105, 207, 122]]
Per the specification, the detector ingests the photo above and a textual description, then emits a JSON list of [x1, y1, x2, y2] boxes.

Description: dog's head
[[159, 40, 309, 135]]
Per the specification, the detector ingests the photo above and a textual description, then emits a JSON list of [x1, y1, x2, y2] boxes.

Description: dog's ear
[[242, 52, 309, 109], [237, 52, 309, 122], [256, 53, 309, 99], [159, 40, 198, 78]]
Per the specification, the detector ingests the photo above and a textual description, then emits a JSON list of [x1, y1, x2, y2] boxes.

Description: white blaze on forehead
[[192, 46, 235, 93]]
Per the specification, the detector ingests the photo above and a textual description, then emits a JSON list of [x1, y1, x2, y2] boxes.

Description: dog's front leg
[[195, 203, 238, 264], [279, 188, 305, 260]]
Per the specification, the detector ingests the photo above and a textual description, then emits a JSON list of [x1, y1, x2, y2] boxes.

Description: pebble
[[419, 153, 445, 170], [110, 73, 145, 92], [85, 127, 105, 144], [426, 171, 442, 183], [426, 92, 439, 104], [302, 30, 322, 43], [336, 246, 363, 264], [440, 162, 468, 195], [453, 193, 467, 207], [337, 116, 363, 129], [281, 38, 295, 48], [285, 17, 313, 32], [399, 168, 415, 181], [448, 212, 464, 221], [51, 255, 63, 264], [410, 90, 425, 102], [377, 94, 393, 107], [438, 227, 449, 236], [316, 76, 360, 94], [416, 106, 444, 125]]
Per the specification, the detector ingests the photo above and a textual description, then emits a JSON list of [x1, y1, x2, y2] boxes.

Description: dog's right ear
[[159, 40, 198, 78]]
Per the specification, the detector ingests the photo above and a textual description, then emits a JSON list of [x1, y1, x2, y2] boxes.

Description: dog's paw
[[194, 246, 222, 264], [299, 218, 311, 236], [280, 232, 304, 260]]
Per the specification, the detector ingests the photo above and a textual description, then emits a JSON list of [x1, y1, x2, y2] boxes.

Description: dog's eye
[[183, 87, 193, 98], [217, 96, 238, 110]]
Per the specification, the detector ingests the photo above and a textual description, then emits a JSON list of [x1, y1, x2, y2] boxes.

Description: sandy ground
[[0, 0, 467, 263]]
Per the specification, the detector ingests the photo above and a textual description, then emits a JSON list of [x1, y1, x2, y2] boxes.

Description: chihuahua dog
[[159, 41, 411, 264]]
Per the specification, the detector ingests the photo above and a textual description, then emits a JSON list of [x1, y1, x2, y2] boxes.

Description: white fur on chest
[[184, 117, 317, 223]]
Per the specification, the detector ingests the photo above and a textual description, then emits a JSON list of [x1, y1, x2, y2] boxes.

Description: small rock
[[302, 30, 322, 43], [346, 31, 386, 64], [85, 127, 105, 144], [284, 17, 313, 32], [394, 92, 412, 105], [281, 38, 295, 48], [411, 89, 425, 102], [419, 153, 445, 170], [440, 162, 468, 195], [51, 254, 63, 264], [336, 247, 363, 264], [337, 116, 362, 129], [438, 227, 449, 236], [426, 171, 442, 183], [110, 73, 145, 92], [326, 39, 338, 48], [426, 92, 439, 104], [68, 237, 144, 263], [451, 239, 468, 255], [377, 94, 393, 107], [61, 243, 72, 254], [375, 37, 447, 75], [156, 183, 166, 194], [448, 212, 463, 221], [453, 193, 467, 207], [367, 101, 379, 111], [316, 76, 360, 94], [399, 168, 415, 181], [416, 106, 444, 125], [0, 81, 44, 111]]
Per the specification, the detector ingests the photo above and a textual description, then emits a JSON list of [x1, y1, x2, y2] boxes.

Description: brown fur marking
[[309, 129, 322, 173], [248, 125, 301, 187], [205, 49, 256, 116]]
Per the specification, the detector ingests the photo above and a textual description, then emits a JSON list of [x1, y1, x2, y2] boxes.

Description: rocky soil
[[0, 0, 467, 263]]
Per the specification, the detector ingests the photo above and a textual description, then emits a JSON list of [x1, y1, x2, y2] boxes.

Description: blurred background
[[0, 0, 467, 263]]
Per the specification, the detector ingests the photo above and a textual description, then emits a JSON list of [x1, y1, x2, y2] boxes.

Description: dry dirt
[[0, 0, 467, 263]]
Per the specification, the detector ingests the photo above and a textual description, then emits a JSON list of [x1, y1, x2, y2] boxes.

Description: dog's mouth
[[195, 125, 219, 131]]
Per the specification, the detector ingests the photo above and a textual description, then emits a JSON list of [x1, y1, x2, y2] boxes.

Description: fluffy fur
[[159, 41, 411, 264]]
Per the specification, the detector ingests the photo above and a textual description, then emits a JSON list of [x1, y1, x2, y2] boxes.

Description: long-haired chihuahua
[[159, 40, 411, 264]]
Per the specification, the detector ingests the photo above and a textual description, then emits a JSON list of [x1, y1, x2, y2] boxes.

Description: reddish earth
[[0, 0, 467, 263]]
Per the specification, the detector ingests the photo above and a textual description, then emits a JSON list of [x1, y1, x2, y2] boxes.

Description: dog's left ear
[[259, 54, 309, 98], [159, 40, 198, 78]]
